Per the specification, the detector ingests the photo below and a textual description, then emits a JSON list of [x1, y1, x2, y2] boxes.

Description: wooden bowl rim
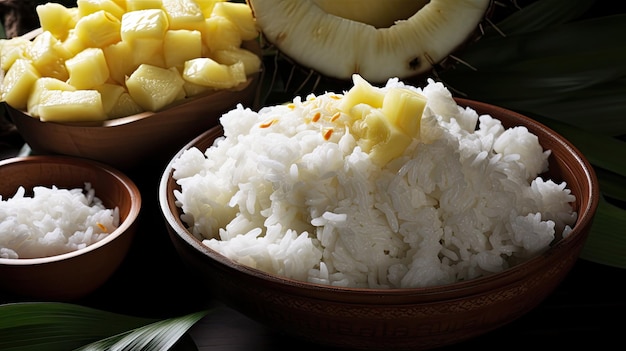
[[159, 98, 600, 296]]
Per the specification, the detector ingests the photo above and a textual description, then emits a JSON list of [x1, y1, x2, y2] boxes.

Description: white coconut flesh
[[248, 0, 491, 83]]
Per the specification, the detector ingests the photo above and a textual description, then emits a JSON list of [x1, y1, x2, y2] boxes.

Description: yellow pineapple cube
[[203, 15, 241, 51], [73, 10, 122, 48], [213, 47, 261, 76], [36, 2, 77, 41], [125, 0, 163, 11], [0, 37, 31, 71], [102, 40, 135, 85], [77, 0, 125, 20], [60, 30, 87, 57], [27, 77, 76, 117], [94, 83, 127, 117], [352, 105, 412, 166], [182, 57, 246, 89], [65, 47, 110, 89], [94, 82, 145, 119], [183, 80, 213, 97], [163, 29, 202, 68], [381, 87, 427, 137], [195, 0, 225, 17], [126, 64, 185, 111], [130, 38, 166, 68], [162, 0, 205, 31], [339, 74, 385, 113], [211, 2, 258, 40], [108, 91, 145, 119], [121, 9, 169, 43], [28, 31, 71, 81], [38, 89, 106, 122], [110, 0, 127, 10], [1, 58, 41, 110]]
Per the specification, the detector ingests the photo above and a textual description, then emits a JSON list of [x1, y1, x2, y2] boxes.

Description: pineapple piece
[[130, 38, 166, 68], [352, 105, 412, 166], [60, 30, 87, 57], [203, 15, 241, 51], [73, 10, 122, 48], [94, 83, 127, 117], [94, 83, 146, 118], [339, 74, 385, 113], [108, 91, 145, 119], [120, 9, 169, 67], [125, 0, 163, 11], [102, 40, 136, 85], [381, 87, 427, 137], [163, 29, 202, 68], [196, 0, 226, 17], [1, 58, 41, 111], [110, 0, 127, 10], [342, 75, 423, 166], [36, 2, 77, 41], [183, 80, 213, 97], [126, 64, 186, 111], [211, 2, 258, 40], [213, 47, 261, 76], [28, 31, 71, 81], [27, 77, 76, 117], [38, 89, 106, 122], [77, 0, 125, 20], [0, 37, 31, 71], [162, 0, 205, 31], [121, 8, 169, 43], [182, 58, 246, 89], [65, 47, 110, 89]]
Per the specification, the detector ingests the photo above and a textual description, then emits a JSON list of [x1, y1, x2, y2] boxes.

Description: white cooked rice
[[0, 183, 119, 259], [171, 76, 578, 289]]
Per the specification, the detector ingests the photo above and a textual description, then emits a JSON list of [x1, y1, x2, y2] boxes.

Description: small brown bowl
[[158, 99, 599, 350], [0, 155, 141, 301]]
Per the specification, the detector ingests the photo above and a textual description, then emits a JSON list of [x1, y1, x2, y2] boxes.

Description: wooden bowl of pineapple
[[2, 1, 261, 170]]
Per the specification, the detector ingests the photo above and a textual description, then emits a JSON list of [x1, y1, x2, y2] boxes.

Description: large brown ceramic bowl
[[158, 98, 599, 350], [0, 155, 141, 301]]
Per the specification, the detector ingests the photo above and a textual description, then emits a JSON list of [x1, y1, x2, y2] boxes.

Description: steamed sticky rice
[[0, 183, 119, 259], [171, 75, 577, 289]]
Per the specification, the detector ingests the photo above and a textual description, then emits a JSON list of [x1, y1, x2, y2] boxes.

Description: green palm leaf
[[0, 302, 208, 351], [580, 199, 626, 267]]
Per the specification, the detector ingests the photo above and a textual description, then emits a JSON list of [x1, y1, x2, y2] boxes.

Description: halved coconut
[[248, 0, 492, 83]]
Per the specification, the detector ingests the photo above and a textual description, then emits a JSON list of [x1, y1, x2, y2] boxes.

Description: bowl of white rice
[[159, 75, 599, 350], [0, 155, 141, 301]]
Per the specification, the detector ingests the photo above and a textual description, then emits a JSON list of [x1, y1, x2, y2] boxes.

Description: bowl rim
[[0, 155, 142, 265], [158, 98, 600, 295]]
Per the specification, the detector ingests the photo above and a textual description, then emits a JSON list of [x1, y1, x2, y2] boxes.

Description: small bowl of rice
[[159, 75, 599, 350], [0, 155, 141, 301]]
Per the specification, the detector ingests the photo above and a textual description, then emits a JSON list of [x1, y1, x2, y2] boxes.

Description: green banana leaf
[[0, 302, 208, 351]]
